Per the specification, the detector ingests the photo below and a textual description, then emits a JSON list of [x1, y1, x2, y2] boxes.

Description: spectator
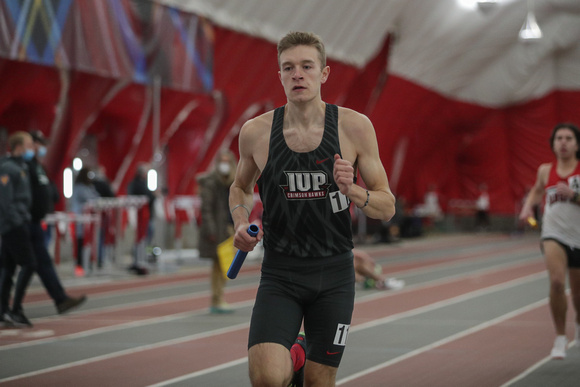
[[127, 163, 155, 275], [92, 165, 116, 268], [197, 149, 238, 314], [70, 167, 99, 276], [0, 131, 36, 327], [415, 184, 443, 219], [375, 194, 405, 243], [475, 183, 490, 231], [399, 196, 423, 238], [92, 165, 115, 198], [353, 249, 405, 290], [11, 130, 86, 318]]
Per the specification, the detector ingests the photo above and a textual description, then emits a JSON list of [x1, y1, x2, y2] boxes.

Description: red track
[[1, 234, 576, 386]]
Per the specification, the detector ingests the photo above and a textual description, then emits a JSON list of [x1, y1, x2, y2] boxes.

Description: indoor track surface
[[1, 233, 579, 386]]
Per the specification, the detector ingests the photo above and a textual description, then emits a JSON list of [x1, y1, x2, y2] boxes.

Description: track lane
[[0, 243, 545, 385]]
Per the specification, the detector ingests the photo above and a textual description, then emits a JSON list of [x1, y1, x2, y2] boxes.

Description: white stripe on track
[[499, 356, 551, 387], [23, 279, 256, 309], [0, 322, 250, 383], [147, 358, 249, 387], [1, 265, 547, 384], [337, 297, 549, 385], [500, 340, 578, 387], [11, 258, 538, 351], [354, 258, 544, 304], [0, 298, 256, 351], [352, 271, 546, 332], [154, 271, 549, 386], [499, 289, 576, 387]]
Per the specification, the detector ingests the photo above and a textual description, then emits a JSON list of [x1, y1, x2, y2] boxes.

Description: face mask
[[217, 162, 231, 175], [22, 149, 35, 161], [37, 146, 47, 158]]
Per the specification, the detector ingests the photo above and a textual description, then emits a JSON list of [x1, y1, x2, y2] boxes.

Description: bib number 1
[[329, 190, 350, 213]]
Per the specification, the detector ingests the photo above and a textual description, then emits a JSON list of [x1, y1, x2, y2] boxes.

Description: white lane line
[[0, 322, 250, 384], [23, 272, 206, 299], [499, 288, 575, 387], [381, 248, 539, 278], [4, 279, 257, 331], [23, 330, 55, 338], [2, 257, 543, 350], [337, 297, 550, 385], [373, 240, 536, 265], [147, 358, 249, 387], [0, 299, 255, 351], [152, 271, 548, 386], [1, 267, 546, 383], [499, 356, 551, 387], [24, 278, 256, 310], [354, 258, 544, 304], [501, 339, 578, 387], [352, 271, 546, 332]]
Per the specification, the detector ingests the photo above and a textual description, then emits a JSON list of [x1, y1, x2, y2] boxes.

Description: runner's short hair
[[277, 31, 326, 69]]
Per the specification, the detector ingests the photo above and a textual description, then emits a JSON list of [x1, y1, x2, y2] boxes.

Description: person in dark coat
[[197, 149, 237, 313], [12, 130, 86, 318], [0, 132, 36, 327]]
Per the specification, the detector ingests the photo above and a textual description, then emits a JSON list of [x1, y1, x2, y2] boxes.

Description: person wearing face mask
[[10, 131, 87, 321], [0, 131, 36, 327], [196, 149, 238, 314]]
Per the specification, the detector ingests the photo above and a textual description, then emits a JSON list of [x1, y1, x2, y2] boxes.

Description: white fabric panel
[[157, 0, 401, 67], [388, 0, 580, 106], [157, 0, 580, 107]]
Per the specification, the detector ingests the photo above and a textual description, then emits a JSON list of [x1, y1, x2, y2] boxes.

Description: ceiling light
[[519, 0, 542, 41]]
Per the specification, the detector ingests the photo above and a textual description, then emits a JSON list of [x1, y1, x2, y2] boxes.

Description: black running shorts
[[248, 250, 355, 368], [542, 238, 580, 268]]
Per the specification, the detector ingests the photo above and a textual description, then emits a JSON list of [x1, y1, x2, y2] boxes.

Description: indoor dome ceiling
[[157, 0, 580, 106]]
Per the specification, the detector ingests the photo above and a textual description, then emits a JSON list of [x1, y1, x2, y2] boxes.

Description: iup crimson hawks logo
[[280, 171, 330, 199]]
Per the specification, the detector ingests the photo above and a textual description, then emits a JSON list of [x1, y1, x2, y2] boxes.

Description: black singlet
[[257, 103, 353, 257]]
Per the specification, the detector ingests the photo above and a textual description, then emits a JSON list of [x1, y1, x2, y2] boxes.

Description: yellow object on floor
[[217, 236, 235, 279]]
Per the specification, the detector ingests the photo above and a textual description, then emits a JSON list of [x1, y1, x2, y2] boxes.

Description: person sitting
[[353, 248, 405, 290]]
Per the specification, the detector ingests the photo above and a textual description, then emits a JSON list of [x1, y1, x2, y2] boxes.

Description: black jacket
[[0, 156, 32, 234], [27, 157, 53, 222], [128, 175, 155, 215]]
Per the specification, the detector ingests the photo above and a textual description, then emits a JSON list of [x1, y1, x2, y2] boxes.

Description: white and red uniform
[[541, 162, 580, 249]]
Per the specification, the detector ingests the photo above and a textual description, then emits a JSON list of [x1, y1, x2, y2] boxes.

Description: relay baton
[[227, 224, 260, 279]]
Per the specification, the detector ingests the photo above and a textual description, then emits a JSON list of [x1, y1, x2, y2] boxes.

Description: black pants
[[0, 224, 36, 314], [12, 222, 67, 311], [475, 210, 490, 228]]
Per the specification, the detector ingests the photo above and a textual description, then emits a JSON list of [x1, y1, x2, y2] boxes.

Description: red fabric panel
[[74, 81, 214, 196], [180, 27, 360, 193], [343, 35, 391, 115], [0, 59, 59, 141], [2, 29, 580, 216], [370, 76, 580, 214], [47, 72, 118, 199]]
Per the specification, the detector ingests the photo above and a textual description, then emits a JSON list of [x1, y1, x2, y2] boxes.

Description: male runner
[[520, 122, 580, 359], [229, 31, 396, 386]]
